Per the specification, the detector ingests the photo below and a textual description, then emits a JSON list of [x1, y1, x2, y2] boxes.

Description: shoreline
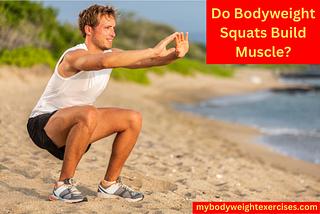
[[143, 69, 320, 179], [1, 65, 320, 213]]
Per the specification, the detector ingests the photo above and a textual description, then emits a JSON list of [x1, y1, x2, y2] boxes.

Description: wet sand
[[0, 65, 319, 213]]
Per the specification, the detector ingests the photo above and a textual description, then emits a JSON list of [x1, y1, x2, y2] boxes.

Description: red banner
[[206, 0, 320, 64], [193, 202, 320, 213]]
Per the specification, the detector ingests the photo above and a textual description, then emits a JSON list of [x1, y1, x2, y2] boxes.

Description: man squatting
[[27, 4, 189, 203]]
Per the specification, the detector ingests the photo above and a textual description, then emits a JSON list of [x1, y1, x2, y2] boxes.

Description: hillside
[[0, 1, 233, 83]]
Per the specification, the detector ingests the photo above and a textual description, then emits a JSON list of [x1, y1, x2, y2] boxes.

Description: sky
[[38, 0, 206, 44]]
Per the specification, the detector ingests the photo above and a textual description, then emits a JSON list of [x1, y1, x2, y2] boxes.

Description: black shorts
[[27, 110, 91, 160]]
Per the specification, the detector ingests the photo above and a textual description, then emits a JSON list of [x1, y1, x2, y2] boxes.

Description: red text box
[[206, 0, 320, 64], [193, 202, 320, 213]]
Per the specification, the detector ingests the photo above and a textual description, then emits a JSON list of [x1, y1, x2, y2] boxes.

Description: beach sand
[[0, 65, 320, 213]]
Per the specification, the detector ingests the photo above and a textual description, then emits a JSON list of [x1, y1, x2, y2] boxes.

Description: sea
[[173, 68, 320, 165]]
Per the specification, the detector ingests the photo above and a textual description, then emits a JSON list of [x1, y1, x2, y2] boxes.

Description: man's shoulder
[[110, 48, 122, 52], [63, 44, 89, 58], [67, 43, 88, 53], [59, 44, 88, 60]]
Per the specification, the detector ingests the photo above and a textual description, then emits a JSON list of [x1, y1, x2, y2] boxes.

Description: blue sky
[[38, 1, 206, 44]]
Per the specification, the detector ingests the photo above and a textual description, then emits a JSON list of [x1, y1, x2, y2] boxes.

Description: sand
[[0, 65, 319, 214]]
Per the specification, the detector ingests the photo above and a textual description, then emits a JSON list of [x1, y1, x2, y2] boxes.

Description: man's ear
[[85, 25, 92, 37]]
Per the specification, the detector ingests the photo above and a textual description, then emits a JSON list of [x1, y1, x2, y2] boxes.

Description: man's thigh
[[44, 105, 99, 148], [44, 106, 140, 147], [88, 108, 142, 144]]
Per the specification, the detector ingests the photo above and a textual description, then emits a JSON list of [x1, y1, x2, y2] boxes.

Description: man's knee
[[127, 110, 143, 129], [79, 106, 99, 130]]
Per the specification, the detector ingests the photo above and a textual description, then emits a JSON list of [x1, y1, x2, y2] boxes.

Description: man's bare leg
[[44, 106, 142, 182], [44, 106, 99, 181], [89, 108, 142, 182]]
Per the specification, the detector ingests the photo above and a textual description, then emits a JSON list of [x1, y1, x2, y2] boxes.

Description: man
[[27, 4, 189, 203]]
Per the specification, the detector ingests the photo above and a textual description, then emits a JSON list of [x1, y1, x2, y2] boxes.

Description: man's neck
[[84, 40, 105, 54]]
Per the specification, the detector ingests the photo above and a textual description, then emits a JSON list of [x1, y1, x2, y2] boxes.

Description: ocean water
[[173, 69, 320, 165]]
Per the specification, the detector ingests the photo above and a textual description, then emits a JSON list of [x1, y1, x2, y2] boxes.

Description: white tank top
[[30, 44, 113, 118]]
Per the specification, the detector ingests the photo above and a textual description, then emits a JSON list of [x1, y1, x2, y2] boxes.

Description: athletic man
[[27, 4, 189, 203]]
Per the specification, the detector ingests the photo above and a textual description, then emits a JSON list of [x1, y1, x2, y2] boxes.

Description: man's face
[[91, 15, 116, 51]]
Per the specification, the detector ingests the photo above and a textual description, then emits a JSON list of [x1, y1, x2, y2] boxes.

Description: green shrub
[[0, 46, 56, 69], [249, 64, 308, 70], [164, 58, 234, 77], [112, 68, 150, 84], [110, 58, 234, 84]]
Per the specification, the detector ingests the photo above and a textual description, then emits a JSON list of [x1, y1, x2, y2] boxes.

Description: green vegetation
[[112, 59, 233, 84], [113, 12, 207, 62], [249, 64, 308, 70], [167, 58, 233, 77], [112, 68, 151, 84], [0, 46, 56, 68], [0, 1, 233, 84]]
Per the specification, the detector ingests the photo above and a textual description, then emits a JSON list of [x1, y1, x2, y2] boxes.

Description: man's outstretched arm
[[114, 32, 189, 69], [63, 32, 180, 73]]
